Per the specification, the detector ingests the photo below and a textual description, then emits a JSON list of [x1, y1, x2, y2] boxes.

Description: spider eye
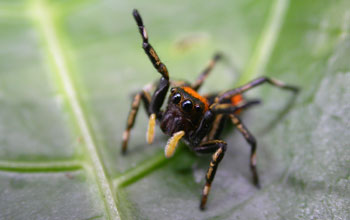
[[172, 93, 181, 104], [195, 104, 202, 112], [182, 100, 193, 112]]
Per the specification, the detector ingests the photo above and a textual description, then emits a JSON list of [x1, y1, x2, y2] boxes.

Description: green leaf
[[0, 0, 349, 219]]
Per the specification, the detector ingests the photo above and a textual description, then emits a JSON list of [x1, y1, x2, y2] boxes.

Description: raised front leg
[[133, 9, 169, 81], [133, 9, 171, 143]]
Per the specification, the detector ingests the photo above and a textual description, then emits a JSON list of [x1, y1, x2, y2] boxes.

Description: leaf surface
[[0, 0, 349, 219]]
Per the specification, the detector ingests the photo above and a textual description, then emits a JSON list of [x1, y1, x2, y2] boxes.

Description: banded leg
[[191, 100, 260, 146], [210, 99, 261, 115], [229, 114, 260, 187], [122, 90, 151, 154], [133, 9, 169, 80], [207, 99, 261, 140], [206, 114, 226, 141], [194, 140, 227, 210], [217, 76, 299, 103], [192, 53, 222, 91], [133, 9, 171, 142]]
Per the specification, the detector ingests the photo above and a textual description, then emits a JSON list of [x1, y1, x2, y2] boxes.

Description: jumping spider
[[122, 9, 299, 210]]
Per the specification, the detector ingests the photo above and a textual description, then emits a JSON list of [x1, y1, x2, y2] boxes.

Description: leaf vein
[[29, 1, 120, 219]]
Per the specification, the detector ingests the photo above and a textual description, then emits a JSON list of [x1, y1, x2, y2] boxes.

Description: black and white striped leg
[[229, 114, 260, 187], [133, 9, 169, 80], [217, 76, 299, 103], [122, 90, 151, 154], [192, 53, 222, 91], [194, 140, 227, 210], [206, 99, 261, 141], [133, 9, 170, 121]]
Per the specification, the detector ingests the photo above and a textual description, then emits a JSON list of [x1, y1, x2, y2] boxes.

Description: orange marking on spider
[[122, 9, 299, 211], [181, 86, 209, 111]]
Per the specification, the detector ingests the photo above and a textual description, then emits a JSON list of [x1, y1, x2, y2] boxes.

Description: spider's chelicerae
[[122, 9, 299, 210]]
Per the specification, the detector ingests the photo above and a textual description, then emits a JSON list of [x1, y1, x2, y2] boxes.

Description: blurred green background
[[0, 0, 349, 219]]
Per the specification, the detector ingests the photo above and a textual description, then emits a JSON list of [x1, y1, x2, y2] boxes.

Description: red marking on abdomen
[[231, 94, 244, 114]]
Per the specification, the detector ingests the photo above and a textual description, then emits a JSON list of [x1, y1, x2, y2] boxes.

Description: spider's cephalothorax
[[160, 87, 208, 137], [122, 9, 299, 210]]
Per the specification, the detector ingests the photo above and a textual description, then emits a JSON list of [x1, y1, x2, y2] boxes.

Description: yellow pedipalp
[[146, 113, 156, 144], [165, 130, 185, 158]]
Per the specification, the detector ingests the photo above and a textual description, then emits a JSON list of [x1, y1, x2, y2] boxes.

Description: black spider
[[122, 9, 299, 210]]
